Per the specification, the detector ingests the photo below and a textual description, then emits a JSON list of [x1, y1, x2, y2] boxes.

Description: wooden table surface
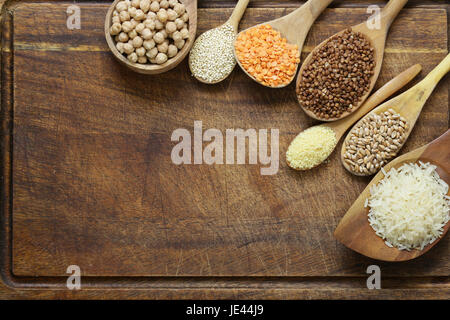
[[0, 0, 449, 299]]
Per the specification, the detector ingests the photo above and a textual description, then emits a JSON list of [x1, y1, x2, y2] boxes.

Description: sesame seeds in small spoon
[[188, 0, 249, 84]]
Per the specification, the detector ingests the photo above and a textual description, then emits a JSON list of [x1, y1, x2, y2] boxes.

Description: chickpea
[[180, 28, 189, 39], [130, 18, 138, 28], [128, 6, 137, 17], [131, 0, 140, 8], [174, 18, 184, 30], [172, 30, 182, 42], [118, 31, 129, 42], [174, 39, 185, 49], [160, 29, 168, 39], [116, 42, 125, 53], [149, 58, 157, 64], [119, 10, 131, 22], [167, 9, 177, 21], [155, 52, 168, 64], [160, 0, 169, 9], [168, 0, 177, 7], [128, 52, 138, 63], [123, 42, 134, 54], [122, 21, 133, 32], [157, 9, 168, 23], [147, 11, 157, 20], [132, 36, 143, 48], [128, 29, 138, 39], [167, 44, 178, 58], [143, 39, 156, 50], [113, 10, 119, 16], [150, 1, 160, 12], [140, 0, 151, 13], [155, 19, 164, 30], [153, 31, 165, 44], [116, 1, 128, 12], [134, 9, 146, 20], [110, 23, 122, 36], [115, 35, 120, 42], [157, 40, 169, 53], [135, 23, 145, 34], [165, 21, 176, 34], [112, 15, 121, 24], [144, 19, 156, 30], [181, 12, 189, 23], [173, 3, 185, 15], [136, 46, 146, 57], [141, 28, 153, 40], [146, 47, 158, 59], [138, 56, 147, 64]]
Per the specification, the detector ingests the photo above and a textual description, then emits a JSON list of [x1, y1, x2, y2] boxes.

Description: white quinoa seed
[[189, 23, 236, 83]]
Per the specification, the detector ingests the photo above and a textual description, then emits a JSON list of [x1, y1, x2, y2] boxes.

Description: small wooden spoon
[[296, 0, 408, 121], [189, 0, 250, 84], [234, 0, 334, 88], [286, 64, 422, 170], [341, 53, 450, 176], [105, 0, 197, 75], [335, 129, 450, 262]]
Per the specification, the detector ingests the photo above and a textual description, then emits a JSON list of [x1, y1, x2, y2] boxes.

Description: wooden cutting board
[[0, 0, 448, 299]]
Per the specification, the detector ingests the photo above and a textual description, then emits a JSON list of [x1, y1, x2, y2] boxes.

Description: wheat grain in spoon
[[296, 0, 408, 121], [341, 53, 450, 176], [188, 0, 249, 84], [286, 64, 421, 171]]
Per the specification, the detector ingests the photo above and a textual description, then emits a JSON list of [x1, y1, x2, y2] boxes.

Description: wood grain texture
[[0, 0, 449, 299]]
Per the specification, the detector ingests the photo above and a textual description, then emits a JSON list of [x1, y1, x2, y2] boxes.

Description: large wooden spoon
[[286, 64, 422, 170], [234, 0, 334, 88], [335, 129, 450, 262], [341, 53, 450, 176], [189, 0, 250, 84], [296, 0, 408, 121]]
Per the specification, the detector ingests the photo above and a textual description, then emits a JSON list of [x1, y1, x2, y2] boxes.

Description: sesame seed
[[189, 23, 236, 83]]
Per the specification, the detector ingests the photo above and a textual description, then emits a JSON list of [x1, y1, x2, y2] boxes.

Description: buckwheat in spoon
[[286, 64, 422, 171], [296, 0, 408, 121], [234, 0, 335, 88], [342, 53, 450, 176], [335, 129, 450, 262], [189, 0, 250, 84]]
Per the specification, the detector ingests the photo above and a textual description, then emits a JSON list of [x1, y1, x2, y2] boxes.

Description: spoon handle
[[380, 0, 408, 30], [420, 53, 450, 89], [228, 0, 250, 30], [306, 0, 335, 21], [328, 64, 422, 138]]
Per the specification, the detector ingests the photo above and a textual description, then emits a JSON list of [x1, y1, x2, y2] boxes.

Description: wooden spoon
[[189, 0, 250, 84], [286, 64, 422, 170], [105, 0, 197, 75], [296, 0, 408, 121], [335, 129, 450, 262], [234, 0, 334, 88], [341, 53, 450, 176]]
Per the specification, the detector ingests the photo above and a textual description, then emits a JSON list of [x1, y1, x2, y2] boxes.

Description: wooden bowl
[[104, 0, 197, 74]]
